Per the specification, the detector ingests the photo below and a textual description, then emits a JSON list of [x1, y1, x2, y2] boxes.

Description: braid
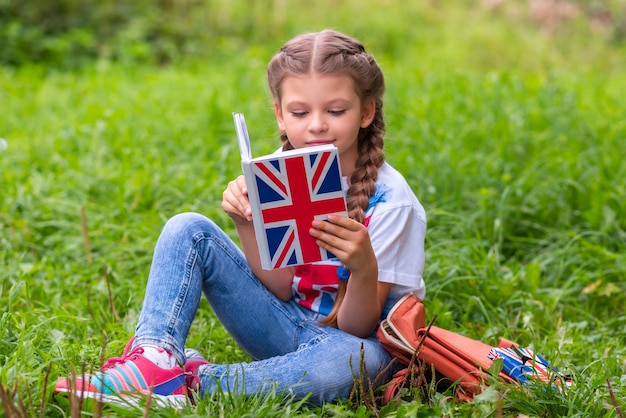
[[267, 30, 386, 328], [281, 132, 293, 151], [346, 102, 385, 223]]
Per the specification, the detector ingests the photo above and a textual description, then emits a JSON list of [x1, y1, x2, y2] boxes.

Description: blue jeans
[[134, 212, 394, 405]]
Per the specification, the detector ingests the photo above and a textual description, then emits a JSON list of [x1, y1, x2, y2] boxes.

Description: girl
[[55, 29, 426, 407]]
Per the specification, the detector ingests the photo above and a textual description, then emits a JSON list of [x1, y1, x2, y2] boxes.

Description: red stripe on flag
[[311, 151, 330, 190], [256, 162, 287, 195], [274, 229, 295, 268]]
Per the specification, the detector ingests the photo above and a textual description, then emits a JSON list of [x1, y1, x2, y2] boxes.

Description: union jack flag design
[[246, 145, 348, 269], [488, 346, 572, 389]]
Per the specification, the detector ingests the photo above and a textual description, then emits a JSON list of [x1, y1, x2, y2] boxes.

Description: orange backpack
[[377, 294, 520, 403]]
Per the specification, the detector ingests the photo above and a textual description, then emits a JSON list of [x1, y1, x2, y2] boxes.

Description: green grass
[[2, 1, 626, 416]]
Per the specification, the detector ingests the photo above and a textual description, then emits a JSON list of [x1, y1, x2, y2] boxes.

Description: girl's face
[[274, 73, 375, 175]]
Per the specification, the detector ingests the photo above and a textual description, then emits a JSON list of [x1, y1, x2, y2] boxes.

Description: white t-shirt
[[291, 161, 427, 318]]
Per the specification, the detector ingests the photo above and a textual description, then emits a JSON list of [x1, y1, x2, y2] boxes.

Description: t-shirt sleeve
[[368, 203, 426, 292]]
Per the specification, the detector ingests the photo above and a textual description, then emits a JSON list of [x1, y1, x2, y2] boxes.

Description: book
[[233, 112, 348, 270]]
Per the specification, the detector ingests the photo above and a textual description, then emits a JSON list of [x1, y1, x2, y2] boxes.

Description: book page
[[232, 112, 251, 162]]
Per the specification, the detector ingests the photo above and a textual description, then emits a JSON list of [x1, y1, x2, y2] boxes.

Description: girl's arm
[[310, 215, 386, 337], [340, 272, 392, 337], [222, 175, 295, 301]]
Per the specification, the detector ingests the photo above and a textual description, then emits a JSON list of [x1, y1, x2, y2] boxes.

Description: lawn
[[1, 1, 625, 416]]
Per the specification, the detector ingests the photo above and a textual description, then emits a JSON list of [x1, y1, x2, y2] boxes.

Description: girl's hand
[[309, 214, 376, 275], [222, 175, 253, 224], [311, 214, 381, 336]]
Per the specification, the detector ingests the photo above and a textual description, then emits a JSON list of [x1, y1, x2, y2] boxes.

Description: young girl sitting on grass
[[55, 29, 427, 407]]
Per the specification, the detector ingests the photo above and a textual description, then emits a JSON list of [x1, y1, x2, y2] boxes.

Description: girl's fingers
[[310, 220, 362, 252], [222, 175, 252, 221], [310, 215, 375, 271], [311, 215, 360, 238]]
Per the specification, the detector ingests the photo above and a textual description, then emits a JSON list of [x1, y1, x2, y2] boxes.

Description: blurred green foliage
[[1, 0, 625, 69]]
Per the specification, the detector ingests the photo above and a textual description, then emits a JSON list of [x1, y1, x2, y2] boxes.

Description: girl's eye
[[291, 111, 307, 118], [329, 110, 346, 116]]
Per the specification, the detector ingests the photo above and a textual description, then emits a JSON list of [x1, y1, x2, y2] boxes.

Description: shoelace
[[100, 337, 142, 371], [101, 347, 145, 371]]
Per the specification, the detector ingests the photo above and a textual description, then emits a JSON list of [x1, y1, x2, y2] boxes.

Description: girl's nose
[[308, 113, 328, 133]]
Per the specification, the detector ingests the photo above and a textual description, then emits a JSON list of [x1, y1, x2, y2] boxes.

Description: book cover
[[233, 113, 348, 270]]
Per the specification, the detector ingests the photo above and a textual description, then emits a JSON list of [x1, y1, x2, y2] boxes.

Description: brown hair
[[267, 30, 386, 327]]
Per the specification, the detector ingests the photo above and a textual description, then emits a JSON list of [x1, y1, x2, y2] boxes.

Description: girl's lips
[[307, 140, 334, 146]]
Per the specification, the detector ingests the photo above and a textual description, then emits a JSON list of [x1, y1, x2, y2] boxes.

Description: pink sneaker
[[55, 338, 188, 408]]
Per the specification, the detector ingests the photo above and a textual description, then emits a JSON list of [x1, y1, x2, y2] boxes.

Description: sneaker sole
[[55, 388, 189, 409]]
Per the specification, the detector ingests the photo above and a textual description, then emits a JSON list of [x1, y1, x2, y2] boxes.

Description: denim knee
[[161, 212, 219, 241]]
